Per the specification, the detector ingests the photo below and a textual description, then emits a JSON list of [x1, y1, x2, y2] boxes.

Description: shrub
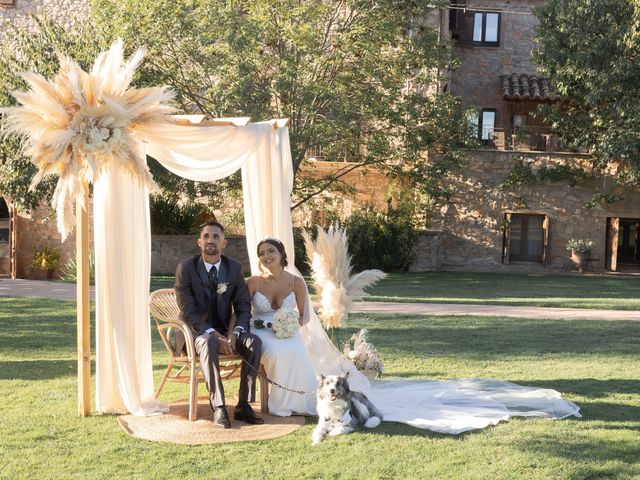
[[343, 207, 418, 272], [61, 250, 95, 283], [31, 246, 60, 271], [292, 227, 313, 273], [566, 238, 596, 253], [149, 195, 212, 235]]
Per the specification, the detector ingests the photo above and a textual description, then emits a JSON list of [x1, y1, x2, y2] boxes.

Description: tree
[[533, 0, 640, 175], [2, 2, 475, 219], [91, 0, 474, 214]]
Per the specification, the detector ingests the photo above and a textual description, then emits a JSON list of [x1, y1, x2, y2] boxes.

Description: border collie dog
[[312, 371, 383, 445]]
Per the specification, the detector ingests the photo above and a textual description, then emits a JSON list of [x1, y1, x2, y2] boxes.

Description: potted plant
[[566, 238, 595, 264], [31, 246, 60, 280]]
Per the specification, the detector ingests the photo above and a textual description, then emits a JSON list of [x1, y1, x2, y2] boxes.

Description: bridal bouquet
[[272, 308, 300, 339], [343, 329, 384, 379]]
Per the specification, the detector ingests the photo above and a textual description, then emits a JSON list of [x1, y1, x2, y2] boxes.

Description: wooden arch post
[[77, 181, 91, 416]]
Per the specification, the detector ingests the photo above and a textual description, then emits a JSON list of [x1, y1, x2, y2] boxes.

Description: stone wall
[[14, 201, 88, 279], [292, 161, 391, 226], [409, 231, 443, 272], [433, 150, 640, 271], [0, 0, 89, 43], [151, 235, 250, 275]]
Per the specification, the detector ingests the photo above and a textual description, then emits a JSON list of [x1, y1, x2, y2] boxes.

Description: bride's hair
[[257, 238, 288, 268]]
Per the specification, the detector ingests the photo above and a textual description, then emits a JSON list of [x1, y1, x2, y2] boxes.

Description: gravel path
[[2, 278, 638, 321]]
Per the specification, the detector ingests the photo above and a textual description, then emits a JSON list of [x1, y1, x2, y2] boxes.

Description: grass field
[[2, 295, 639, 479], [151, 270, 640, 310]]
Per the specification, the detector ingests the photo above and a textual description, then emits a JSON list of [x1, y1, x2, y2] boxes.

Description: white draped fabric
[[95, 118, 579, 433], [94, 167, 167, 415]]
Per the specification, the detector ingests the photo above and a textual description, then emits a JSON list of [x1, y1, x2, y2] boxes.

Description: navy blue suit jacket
[[174, 254, 251, 336]]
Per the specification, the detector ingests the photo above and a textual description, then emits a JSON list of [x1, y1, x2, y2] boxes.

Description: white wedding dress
[[250, 269, 581, 431], [251, 290, 317, 416]]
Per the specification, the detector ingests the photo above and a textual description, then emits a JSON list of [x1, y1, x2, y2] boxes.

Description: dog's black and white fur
[[312, 371, 383, 445]]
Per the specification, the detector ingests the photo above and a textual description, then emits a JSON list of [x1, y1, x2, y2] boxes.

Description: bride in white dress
[[246, 238, 317, 416]]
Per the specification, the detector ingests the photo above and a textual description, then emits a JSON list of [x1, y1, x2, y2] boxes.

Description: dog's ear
[[317, 374, 326, 383], [342, 369, 350, 379]]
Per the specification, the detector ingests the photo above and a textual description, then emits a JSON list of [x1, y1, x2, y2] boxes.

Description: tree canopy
[[2, 1, 475, 223], [533, 0, 640, 173], [91, 0, 474, 213]]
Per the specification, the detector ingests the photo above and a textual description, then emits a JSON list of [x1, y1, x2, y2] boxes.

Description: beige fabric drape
[[94, 166, 167, 415], [96, 120, 367, 415]]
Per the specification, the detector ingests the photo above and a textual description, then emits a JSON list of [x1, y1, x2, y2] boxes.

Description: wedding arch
[[4, 39, 364, 416]]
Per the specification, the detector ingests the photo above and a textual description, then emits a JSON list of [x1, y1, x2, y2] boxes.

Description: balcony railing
[[484, 126, 590, 154]]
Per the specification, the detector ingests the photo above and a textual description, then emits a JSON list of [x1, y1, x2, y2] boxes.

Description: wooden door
[[542, 215, 549, 265], [606, 217, 619, 271], [502, 213, 511, 264]]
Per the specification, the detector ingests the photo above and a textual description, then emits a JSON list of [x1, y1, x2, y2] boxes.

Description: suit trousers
[[194, 332, 262, 409]]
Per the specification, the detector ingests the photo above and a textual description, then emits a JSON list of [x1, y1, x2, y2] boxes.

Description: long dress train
[[289, 267, 581, 433]]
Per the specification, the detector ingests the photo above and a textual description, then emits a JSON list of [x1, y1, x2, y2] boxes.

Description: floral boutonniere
[[217, 283, 229, 295]]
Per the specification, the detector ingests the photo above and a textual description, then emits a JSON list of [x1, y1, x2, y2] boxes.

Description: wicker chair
[[149, 288, 268, 421]]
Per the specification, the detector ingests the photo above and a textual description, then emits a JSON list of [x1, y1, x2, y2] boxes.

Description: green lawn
[[2, 296, 640, 479], [151, 271, 640, 310]]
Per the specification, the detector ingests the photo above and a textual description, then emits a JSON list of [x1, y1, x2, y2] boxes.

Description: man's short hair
[[200, 220, 225, 236]]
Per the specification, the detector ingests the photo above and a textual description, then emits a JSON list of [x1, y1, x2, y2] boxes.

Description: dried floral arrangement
[[343, 328, 384, 379], [2, 39, 174, 239], [303, 225, 387, 329]]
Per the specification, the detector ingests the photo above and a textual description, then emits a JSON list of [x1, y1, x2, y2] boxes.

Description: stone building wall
[[14, 201, 91, 279], [446, 0, 545, 133], [152, 235, 249, 275], [433, 150, 640, 271], [0, 0, 89, 43], [292, 161, 391, 227]]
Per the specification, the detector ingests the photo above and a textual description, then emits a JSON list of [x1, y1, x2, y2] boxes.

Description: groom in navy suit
[[175, 220, 263, 428]]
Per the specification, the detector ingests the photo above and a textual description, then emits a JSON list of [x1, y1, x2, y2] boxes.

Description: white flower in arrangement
[[111, 128, 122, 141], [217, 283, 228, 295], [88, 127, 102, 145], [343, 328, 384, 379], [271, 307, 300, 339]]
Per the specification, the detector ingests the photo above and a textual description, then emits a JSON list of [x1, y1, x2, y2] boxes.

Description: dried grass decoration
[[302, 225, 387, 329], [2, 39, 175, 240], [343, 329, 384, 379]]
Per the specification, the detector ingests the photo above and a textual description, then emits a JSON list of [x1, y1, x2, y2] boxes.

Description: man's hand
[[214, 332, 233, 355], [228, 332, 238, 352]]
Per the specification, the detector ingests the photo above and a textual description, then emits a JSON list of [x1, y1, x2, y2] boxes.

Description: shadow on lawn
[[516, 431, 640, 479], [0, 359, 79, 380], [361, 317, 640, 358]]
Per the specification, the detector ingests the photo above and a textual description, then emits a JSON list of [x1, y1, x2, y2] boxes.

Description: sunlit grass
[[152, 271, 640, 310], [2, 297, 640, 479]]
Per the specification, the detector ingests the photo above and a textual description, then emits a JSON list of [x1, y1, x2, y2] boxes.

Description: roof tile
[[500, 73, 561, 101]]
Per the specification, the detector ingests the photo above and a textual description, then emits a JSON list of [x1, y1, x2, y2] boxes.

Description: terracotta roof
[[501, 73, 562, 101]]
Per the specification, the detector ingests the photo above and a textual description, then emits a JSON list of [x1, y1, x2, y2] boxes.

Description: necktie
[[209, 265, 218, 295], [209, 265, 218, 283]]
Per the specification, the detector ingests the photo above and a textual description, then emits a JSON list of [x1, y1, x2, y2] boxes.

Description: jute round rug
[[117, 399, 306, 445]]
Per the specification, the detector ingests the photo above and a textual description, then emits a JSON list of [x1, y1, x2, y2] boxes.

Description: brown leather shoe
[[234, 403, 264, 425], [213, 407, 231, 429]]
